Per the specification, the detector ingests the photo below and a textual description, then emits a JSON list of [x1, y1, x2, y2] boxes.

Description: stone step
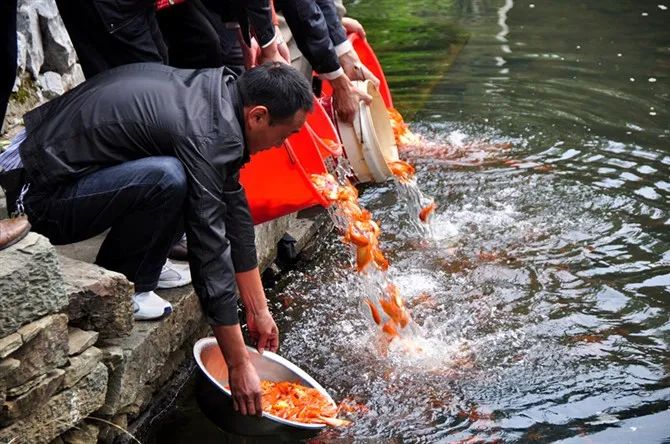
[[0, 233, 68, 338], [0, 363, 108, 444], [96, 285, 207, 418], [58, 256, 134, 340]]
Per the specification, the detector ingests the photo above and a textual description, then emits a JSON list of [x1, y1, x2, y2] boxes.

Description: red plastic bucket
[[306, 99, 342, 159], [240, 123, 331, 225], [321, 33, 393, 108]]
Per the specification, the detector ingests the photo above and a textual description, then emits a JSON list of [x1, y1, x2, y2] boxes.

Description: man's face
[[244, 106, 308, 154]]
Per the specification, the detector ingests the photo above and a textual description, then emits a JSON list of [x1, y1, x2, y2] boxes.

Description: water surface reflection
[[147, 0, 669, 442]]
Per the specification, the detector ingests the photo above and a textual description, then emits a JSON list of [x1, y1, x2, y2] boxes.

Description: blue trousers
[[24, 157, 187, 292]]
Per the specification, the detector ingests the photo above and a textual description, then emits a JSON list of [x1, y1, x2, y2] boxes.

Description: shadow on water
[[146, 0, 670, 442]]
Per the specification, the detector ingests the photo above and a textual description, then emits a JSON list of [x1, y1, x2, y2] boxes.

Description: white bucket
[[336, 80, 399, 183]]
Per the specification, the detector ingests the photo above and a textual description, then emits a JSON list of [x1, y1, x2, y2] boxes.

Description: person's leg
[[1, 0, 18, 129], [156, 0, 225, 68], [55, 0, 167, 78], [24, 157, 187, 292]]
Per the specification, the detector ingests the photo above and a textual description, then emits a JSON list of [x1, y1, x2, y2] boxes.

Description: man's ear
[[247, 105, 270, 128]]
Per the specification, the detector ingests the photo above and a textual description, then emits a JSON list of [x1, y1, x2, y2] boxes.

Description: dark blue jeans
[[24, 157, 187, 292]]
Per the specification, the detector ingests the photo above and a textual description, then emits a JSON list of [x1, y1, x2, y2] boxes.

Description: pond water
[[147, 0, 670, 442]]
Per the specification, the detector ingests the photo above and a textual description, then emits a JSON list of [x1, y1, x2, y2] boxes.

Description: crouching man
[[0, 62, 313, 416]]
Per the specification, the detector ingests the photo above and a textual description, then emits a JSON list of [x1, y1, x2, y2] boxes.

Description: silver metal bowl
[[193, 337, 335, 436]]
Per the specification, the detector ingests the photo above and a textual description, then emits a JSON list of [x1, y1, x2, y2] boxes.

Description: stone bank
[[0, 212, 330, 443]]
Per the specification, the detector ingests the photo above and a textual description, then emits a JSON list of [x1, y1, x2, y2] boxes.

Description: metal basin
[[193, 337, 335, 437]]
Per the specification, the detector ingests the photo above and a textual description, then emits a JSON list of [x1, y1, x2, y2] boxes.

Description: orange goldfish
[[419, 202, 436, 223], [382, 321, 399, 337], [259, 380, 350, 427], [364, 299, 382, 325], [356, 245, 373, 272]]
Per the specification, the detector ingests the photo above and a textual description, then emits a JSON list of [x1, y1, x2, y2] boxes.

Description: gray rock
[[17, 4, 44, 78], [60, 255, 134, 339], [61, 422, 99, 444], [6, 372, 47, 398], [18, 321, 42, 343], [16, 32, 27, 78], [254, 214, 294, 271], [0, 314, 68, 391], [98, 288, 206, 415], [100, 346, 124, 373], [34, 0, 60, 19], [0, 369, 65, 426], [40, 9, 77, 73], [62, 63, 85, 91], [68, 328, 99, 356], [0, 358, 21, 380], [96, 414, 128, 444], [0, 363, 108, 444], [0, 333, 23, 359], [38, 71, 65, 99], [63, 347, 102, 389], [0, 233, 68, 337]]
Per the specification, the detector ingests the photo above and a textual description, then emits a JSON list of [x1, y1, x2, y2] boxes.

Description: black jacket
[[93, 0, 275, 47], [275, 0, 341, 74], [19, 63, 257, 326]]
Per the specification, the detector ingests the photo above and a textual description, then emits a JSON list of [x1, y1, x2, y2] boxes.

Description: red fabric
[[156, 0, 186, 11]]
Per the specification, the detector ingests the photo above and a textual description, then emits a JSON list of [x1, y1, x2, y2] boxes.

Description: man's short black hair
[[237, 62, 314, 123]]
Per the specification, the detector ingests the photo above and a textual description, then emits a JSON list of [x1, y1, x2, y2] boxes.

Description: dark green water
[[148, 1, 669, 442]]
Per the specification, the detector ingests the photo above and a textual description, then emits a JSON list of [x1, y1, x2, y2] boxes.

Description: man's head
[[238, 63, 313, 153]]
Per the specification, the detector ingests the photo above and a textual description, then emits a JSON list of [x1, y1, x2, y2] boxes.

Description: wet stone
[[0, 333, 22, 359], [0, 314, 68, 391], [68, 327, 99, 356], [0, 362, 108, 444], [0, 369, 65, 426]]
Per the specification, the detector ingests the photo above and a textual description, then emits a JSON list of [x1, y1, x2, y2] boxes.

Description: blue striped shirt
[[0, 129, 26, 172]]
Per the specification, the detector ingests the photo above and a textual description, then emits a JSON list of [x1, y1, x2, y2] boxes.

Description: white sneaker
[[157, 259, 192, 289], [133, 291, 173, 320]]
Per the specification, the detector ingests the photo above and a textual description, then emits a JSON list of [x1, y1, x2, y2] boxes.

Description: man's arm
[[220, 175, 278, 354], [276, 0, 371, 122], [177, 135, 266, 417]]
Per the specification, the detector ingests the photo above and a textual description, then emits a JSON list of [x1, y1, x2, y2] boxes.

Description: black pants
[[55, 0, 231, 77], [24, 157, 187, 292], [156, 0, 226, 69], [55, 0, 167, 78], [1, 0, 17, 127]]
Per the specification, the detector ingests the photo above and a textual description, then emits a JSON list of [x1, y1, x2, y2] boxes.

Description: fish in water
[[387, 160, 416, 183], [419, 202, 437, 223]]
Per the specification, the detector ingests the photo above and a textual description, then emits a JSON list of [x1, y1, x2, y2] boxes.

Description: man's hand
[[259, 39, 289, 65], [339, 51, 380, 89], [247, 308, 279, 353], [342, 17, 366, 40], [212, 324, 263, 416], [241, 37, 261, 69], [228, 360, 263, 416], [235, 267, 280, 354], [275, 26, 291, 63], [330, 74, 372, 124]]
